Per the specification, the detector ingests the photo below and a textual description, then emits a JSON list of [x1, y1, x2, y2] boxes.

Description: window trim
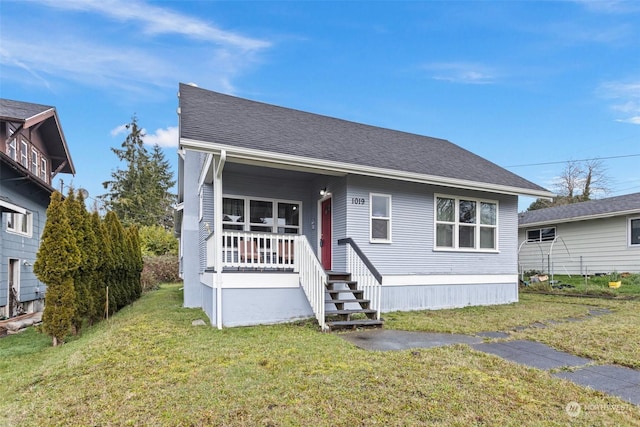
[[629, 216, 640, 247], [6, 211, 33, 238], [222, 195, 302, 234], [434, 194, 499, 252], [40, 157, 48, 182], [7, 138, 17, 161], [370, 193, 392, 243], [31, 148, 39, 176]]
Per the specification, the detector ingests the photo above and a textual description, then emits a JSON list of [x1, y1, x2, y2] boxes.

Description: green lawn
[[1, 284, 638, 426]]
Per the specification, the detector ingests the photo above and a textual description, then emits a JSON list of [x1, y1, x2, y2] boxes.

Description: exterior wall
[[181, 150, 205, 307], [0, 166, 50, 315], [518, 216, 640, 275], [344, 175, 519, 275], [381, 282, 518, 312]]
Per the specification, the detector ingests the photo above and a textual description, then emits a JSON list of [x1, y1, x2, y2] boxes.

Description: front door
[[320, 198, 332, 270]]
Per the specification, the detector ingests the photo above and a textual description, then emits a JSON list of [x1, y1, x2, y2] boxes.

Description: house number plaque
[[351, 197, 366, 205]]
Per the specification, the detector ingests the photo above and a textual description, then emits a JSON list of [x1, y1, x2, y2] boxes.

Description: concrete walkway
[[340, 329, 640, 406]]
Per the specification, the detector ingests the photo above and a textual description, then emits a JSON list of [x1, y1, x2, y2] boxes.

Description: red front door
[[321, 198, 332, 270]]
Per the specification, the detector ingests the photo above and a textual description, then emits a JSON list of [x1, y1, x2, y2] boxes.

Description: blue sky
[[1, 0, 639, 211]]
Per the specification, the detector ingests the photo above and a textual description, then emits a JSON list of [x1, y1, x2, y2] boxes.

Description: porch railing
[[296, 236, 327, 331], [206, 231, 297, 270], [338, 238, 382, 320], [205, 231, 327, 330]]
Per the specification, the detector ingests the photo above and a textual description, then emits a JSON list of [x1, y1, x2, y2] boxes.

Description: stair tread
[[326, 319, 384, 330], [326, 289, 363, 294], [325, 309, 377, 315], [326, 298, 369, 303], [327, 280, 358, 284]]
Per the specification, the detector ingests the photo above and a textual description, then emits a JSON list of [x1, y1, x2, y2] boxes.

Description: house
[[175, 83, 553, 330], [0, 99, 75, 319], [518, 193, 640, 277]]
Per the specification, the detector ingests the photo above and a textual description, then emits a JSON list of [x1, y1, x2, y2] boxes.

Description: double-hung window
[[370, 193, 391, 243], [40, 157, 48, 182], [20, 140, 28, 168], [7, 138, 17, 160], [435, 195, 498, 251], [31, 149, 39, 175], [630, 217, 640, 247], [6, 212, 32, 237]]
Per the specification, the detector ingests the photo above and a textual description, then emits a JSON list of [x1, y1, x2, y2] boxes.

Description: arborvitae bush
[[105, 211, 127, 310], [90, 211, 110, 323], [34, 191, 81, 346]]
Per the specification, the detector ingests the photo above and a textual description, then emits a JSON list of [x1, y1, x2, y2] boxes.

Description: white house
[[518, 193, 640, 277], [175, 83, 553, 330]]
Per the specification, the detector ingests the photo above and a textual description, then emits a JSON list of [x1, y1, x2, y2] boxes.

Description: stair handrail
[[337, 238, 382, 320], [296, 235, 328, 331]]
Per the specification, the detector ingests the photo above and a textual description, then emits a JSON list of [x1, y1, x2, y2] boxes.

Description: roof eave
[[519, 209, 640, 228], [180, 138, 555, 199]]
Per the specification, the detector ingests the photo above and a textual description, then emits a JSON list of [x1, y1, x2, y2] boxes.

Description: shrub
[[139, 225, 178, 256], [141, 255, 180, 291]]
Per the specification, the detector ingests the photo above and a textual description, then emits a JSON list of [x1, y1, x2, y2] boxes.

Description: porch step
[[326, 319, 384, 331], [324, 270, 383, 331]]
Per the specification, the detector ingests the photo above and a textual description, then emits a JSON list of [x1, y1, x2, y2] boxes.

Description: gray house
[[176, 83, 553, 330], [1, 99, 75, 318], [518, 193, 640, 276]]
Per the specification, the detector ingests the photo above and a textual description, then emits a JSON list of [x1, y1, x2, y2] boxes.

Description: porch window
[[223, 196, 301, 234], [435, 195, 498, 251], [630, 217, 640, 247], [6, 211, 32, 237], [527, 227, 556, 243], [40, 157, 48, 182], [223, 198, 245, 230], [7, 138, 16, 161], [20, 140, 28, 168], [370, 193, 391, 243], [31, 148, 39, 175]]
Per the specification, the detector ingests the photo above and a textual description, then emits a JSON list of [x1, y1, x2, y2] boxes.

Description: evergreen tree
[[90, 211, 109, 323], [105, 211, 127, 310], [100, 116, 175, 229], [34, 191, 81, 346]]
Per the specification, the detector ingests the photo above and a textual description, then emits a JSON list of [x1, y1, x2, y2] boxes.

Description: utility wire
[[505, 153, 640, 168]]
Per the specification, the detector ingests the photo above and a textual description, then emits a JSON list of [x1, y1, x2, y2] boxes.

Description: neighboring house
[[518, 193, 640, 277], [0, 99, 75, 319], [176, 83, 553, 330]]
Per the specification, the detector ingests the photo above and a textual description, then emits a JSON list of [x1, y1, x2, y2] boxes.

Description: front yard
[[0, 284, 638, 426]]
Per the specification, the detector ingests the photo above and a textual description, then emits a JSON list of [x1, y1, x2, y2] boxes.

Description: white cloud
[[599, 81, 640, 125], [36, 0, 270, 51], [143, 126, 178, 148], [1, 0, 271, 94], [422, 62, 498, 85], [110, 124, 129, 136]]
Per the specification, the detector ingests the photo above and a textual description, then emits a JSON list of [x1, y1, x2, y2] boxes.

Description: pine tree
[[100, 116, 175, 228], [34, 191, 81, 346]]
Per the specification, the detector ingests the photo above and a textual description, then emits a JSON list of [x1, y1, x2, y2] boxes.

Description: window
[[435, 195, 498, 251], [370, 193, 391, 242], [40, 157, 48, 182], [20, 140, 28, 168], [527, 227, 556, 243], [630, 217, 640, 247], [222, 196, 301, 234], [6, 212, 32, 237], [31, 148, 38, 175], [7, 138, 16, 160]]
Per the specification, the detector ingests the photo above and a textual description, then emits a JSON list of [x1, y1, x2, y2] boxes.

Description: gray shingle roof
[[519, 192, 640, 226], [179, 83, 550, 195], [0, 98, 75, 175], [0, 98, 53, 121]]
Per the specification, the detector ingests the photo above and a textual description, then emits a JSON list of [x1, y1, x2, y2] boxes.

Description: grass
[[0, 285, 638, 426], [522, 273, 640, 297]]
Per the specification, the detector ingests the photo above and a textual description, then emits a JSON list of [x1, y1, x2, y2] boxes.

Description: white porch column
[[213, 150, 226, 329]]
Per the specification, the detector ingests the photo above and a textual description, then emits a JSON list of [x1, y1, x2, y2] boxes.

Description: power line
[[505, 153, 640, 168]]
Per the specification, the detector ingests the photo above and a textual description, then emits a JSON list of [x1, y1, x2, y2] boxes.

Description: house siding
[[181, 150, 204, 308], [518, 216, 640, 275], [344, 175, 519, 275], [0, 168, 49, 312]]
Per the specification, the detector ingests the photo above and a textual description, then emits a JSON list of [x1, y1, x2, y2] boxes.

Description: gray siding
[[181, 150, 204, 307], [344, 175, 519, 275], [220, 287, 313, 327], [0, 170, 49, 308], [518, 216, 640, 275]]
